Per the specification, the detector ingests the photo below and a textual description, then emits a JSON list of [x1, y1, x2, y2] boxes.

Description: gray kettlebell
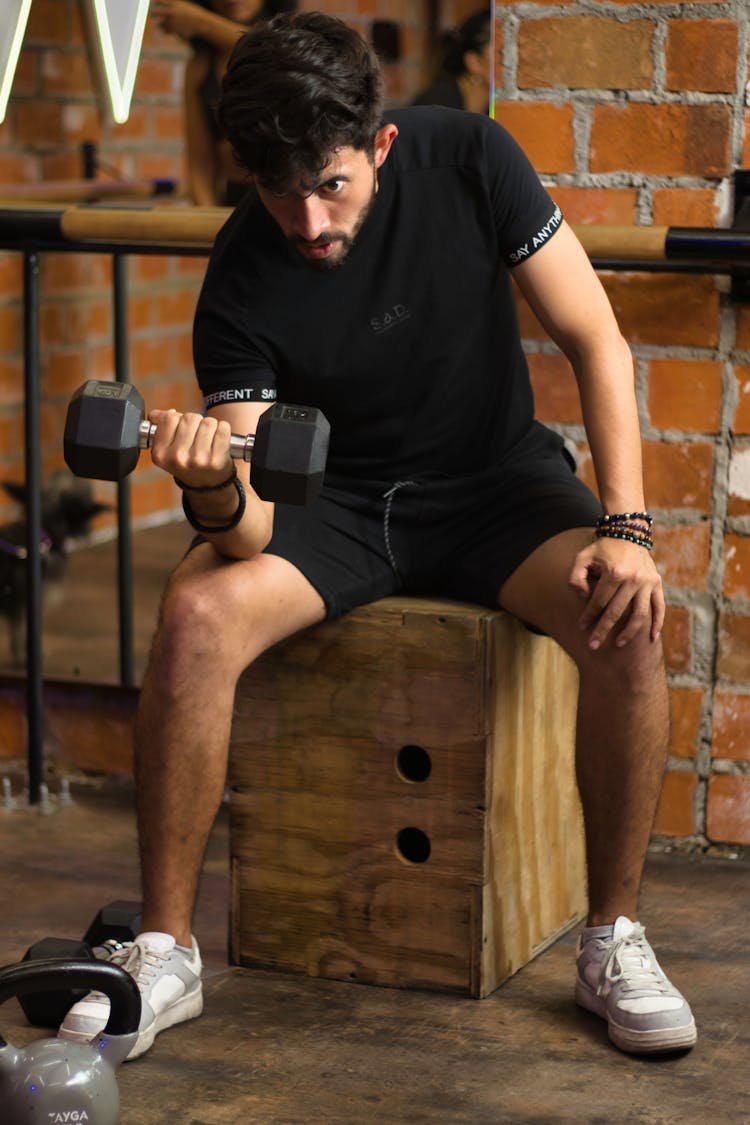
[[0, 958, 141, 1125]]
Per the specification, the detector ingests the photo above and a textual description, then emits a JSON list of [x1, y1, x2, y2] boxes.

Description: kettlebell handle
[[0, 959, 141, 1046]]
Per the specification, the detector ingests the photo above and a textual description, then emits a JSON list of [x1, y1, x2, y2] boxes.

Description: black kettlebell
[[0, 958, 141, 1125]]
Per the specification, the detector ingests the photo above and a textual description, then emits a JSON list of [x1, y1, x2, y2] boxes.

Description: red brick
[[717, 611, 750, 682], [156, 288, 199, 328], [647, 358, 722, 433], [601, 273, 720, 349], [41, 350, 89, 398], [41, 255, 112, 294], [42, 50, 93, 98], [0, 255, 23, 294], [0, 153, 39, 184], [707, 775, 750, 845], [15, 103, 65, 146], [738, 306, 750, 352], [653, 771, 697, 838], [732, 366, 750, 434], [41, 151, 87, 182], [493, 102, 575, 174], [61, 104, 102, 146], [553, 187, 637, 226], [653, 523, 710, 592], [153, 107, 186, 143], [662, 604, 691, 674], [666, 20, 738, 93], [518, 17, 653, 90], [591, 104, 731, 178], [10, 49, 39, 96], [652, 189, 720, 227], [727, 445, 750, 516], [134, 59, 183, 98], [723, 533, 750, 599], [711, 691, 750, 763], [0, 305, 22, 352], [669, 686, 703, 760], [0, 359, 23, 406], [527, 351, 582, 425], [26, 0, 67, 42], [642, 442, 713, 511]]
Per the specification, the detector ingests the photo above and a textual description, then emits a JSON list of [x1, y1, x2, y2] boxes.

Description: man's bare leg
[[498, 527, 668, 924], [135, 546, 326, 946], [499, 528, 695, 1054]]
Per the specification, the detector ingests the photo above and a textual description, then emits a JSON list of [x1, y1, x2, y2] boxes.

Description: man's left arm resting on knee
[[511, 220, 664, 651]]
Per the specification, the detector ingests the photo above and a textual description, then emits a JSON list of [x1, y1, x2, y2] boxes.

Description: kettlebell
[[0, 958, 141, 1125]]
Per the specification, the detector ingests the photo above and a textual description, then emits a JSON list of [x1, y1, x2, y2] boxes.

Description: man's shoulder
[[384, 106, 502, 173]]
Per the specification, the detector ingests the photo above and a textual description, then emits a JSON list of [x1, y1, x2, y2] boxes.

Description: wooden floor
[[0, 524, 749, 1123]]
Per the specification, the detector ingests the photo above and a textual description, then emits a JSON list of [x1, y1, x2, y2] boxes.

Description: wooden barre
[[0, 204, 748, 263], [0, 178, 177, 204]]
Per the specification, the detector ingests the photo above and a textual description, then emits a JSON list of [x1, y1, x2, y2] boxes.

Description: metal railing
[[2, 202, 750, 803]]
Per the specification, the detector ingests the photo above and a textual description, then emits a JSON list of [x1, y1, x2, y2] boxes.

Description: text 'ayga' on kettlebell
[[0, 958, 141, 1125]]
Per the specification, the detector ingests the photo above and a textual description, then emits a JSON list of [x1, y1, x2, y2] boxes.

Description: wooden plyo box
[[228, 596, 586, 998]]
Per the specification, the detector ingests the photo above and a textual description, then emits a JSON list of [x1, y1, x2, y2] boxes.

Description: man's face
[[253, 126, 398, 271]]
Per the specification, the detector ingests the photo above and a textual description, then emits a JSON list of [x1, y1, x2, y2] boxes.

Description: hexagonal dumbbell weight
[[17, 900, 142, 1028], [64, 380, 330, 506]]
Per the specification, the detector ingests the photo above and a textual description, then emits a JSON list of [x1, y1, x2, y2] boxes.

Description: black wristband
[[182, 475, 246, 534], [174, 465, 237, 492]]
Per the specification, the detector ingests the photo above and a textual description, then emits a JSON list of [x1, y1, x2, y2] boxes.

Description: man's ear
[[373, 123, 399, 170]]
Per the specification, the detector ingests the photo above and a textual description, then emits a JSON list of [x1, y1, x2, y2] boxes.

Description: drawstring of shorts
[[382, 480, 418, 586]]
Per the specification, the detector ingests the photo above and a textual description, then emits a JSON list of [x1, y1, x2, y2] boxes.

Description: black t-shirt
[[193, 106, 562, 483]]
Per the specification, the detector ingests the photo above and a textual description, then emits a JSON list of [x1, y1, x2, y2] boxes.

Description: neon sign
[[0, 0, 150, 125], [0, 0, 33, 123]]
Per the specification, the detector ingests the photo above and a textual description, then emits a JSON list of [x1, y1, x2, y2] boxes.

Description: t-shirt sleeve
[[480, 117, 563, 268], [192, 216, 278, 411]]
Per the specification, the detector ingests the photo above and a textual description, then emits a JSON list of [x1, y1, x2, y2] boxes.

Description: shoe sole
[[59, 987, 204, 1061], [127, 987, 204, 1061], [575, 979, 697, 1054]]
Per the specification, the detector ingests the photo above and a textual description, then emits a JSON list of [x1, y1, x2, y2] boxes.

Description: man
[[59, 11, 696, 1059]]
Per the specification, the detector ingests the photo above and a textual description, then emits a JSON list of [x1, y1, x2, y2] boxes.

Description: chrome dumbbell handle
[[138, 420, 256, 462]]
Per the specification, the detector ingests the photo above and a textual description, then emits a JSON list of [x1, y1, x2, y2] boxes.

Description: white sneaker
[[58, 931, 203, 1061], [575, 916, 697, 1054]]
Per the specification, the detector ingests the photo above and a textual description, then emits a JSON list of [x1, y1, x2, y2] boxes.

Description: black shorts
[[257, 423, 603, 620]]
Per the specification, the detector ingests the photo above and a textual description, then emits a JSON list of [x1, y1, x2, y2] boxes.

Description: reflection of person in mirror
[[57, 11, 697, 1065], [152, 0, 296, 205], [412, 8, 492, 115]]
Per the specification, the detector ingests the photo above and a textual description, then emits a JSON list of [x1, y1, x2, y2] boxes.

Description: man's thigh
[[498, 525, 597, 642]]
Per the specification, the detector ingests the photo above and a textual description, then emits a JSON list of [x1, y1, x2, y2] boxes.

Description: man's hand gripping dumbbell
[[64, 381, 331, 516]]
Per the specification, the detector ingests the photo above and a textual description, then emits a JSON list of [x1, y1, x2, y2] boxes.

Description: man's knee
[[577, 630, 666, 696]]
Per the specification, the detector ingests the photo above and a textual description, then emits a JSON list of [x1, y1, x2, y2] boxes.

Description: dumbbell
[[64, 379, 330, 506], [18, 899, 142, 1028]]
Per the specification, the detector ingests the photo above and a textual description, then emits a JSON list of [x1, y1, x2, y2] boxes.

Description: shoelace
[[597, 924, 671, 997], [119, 942, 171, 994], [86, 940, 169, 1001]]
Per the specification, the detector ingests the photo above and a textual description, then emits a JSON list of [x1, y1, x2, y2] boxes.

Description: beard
[[289, 173, 378, 272]]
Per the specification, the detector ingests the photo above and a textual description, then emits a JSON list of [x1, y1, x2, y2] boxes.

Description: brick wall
[[495, 0, 750, 848], [1, 1, 750, 846]]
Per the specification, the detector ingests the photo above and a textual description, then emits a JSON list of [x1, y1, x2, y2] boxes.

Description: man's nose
[[292, 196, 329, 241]]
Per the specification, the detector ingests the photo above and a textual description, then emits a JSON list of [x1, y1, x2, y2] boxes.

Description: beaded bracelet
[[182, 475, 246, 534], [595, 510, 653, 550], [596, 527, 653, 550], [597, 511, 653, 527]]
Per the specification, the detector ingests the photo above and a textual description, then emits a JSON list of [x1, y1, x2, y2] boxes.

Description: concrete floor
[[1, 778, 748, 1125]]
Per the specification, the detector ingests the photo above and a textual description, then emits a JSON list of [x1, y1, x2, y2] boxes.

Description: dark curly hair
[[217, 12, 384, 190]]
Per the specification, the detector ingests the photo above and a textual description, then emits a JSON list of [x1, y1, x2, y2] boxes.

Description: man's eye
[[322, 179, 346, 194]]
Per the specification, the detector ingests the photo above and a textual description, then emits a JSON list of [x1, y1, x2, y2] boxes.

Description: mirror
[[0, 0, 496, 685]]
